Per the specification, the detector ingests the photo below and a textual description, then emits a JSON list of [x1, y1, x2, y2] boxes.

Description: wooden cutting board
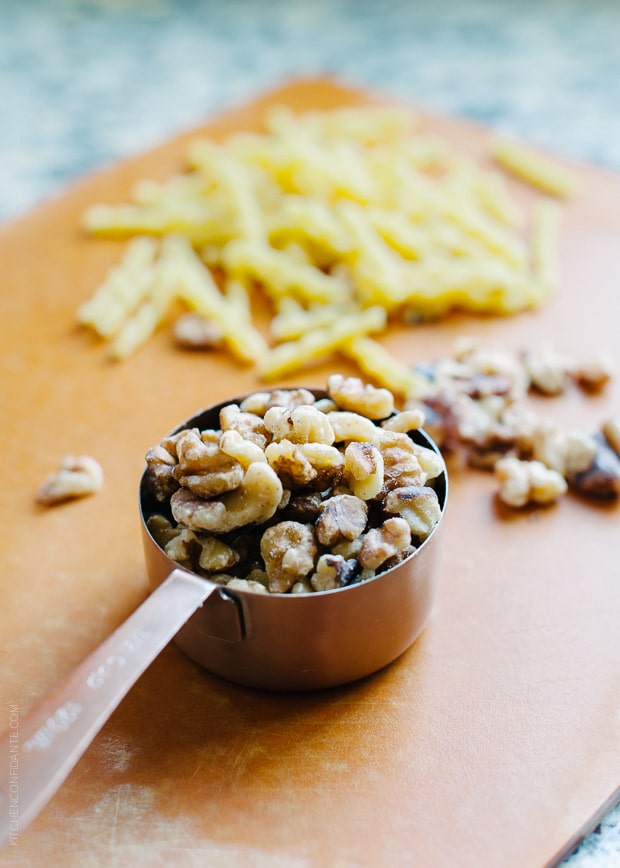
[[0, 78, 618, 868]]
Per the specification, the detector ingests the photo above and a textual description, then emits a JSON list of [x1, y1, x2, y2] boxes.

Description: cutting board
[[1, 78, 619, 868]]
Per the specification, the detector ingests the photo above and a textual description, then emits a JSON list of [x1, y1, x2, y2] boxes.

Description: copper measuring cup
[[0, 390, 447, 846]]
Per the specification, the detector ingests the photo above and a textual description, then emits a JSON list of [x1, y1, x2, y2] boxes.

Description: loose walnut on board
[[37, 455, 104, 506]]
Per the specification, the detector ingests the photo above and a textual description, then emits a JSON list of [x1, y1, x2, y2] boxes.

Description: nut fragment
[[280, 491, 323, 523], [533, 426, 598, 477], [220, 404, 269, 448], [522, 346, 570, 395], [376, 431, 424, 492], [219, 429, 267, 468], [326, 411, 380, 444], [327, 374, 394, 420], [570, 354, 614, 392], [264, 405, 335, 445], [343, 442, 384, 500], [359, 517, 412, 571], [602, 417, 620, 457], [265, 439, 317, 487], [36, 455, 104, 506], [173, 429, 244, 497], [146, 514, 179, 548], [260, 521, 318, 593], [171, 462, 283, 532], [197, 536, 240, 572], [297, 442, 345, 490], [240, 388, 316, 415], [381, 408, 425, 433], [164, 528, 200, 568], [316, 494, 368, 546], [173, 312, 223, 349], [566, 435, 620, 498], [383, 486, 441, 541], [226, 578, 269, 594], [495, 457, 567, 507], [310, 554, 359, 592]]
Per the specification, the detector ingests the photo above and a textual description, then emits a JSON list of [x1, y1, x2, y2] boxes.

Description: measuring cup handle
[[0, 568, 216, 850]]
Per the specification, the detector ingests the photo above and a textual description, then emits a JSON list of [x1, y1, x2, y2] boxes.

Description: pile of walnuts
[[144, 375, 445, 594], [405, 338, 620, 508]]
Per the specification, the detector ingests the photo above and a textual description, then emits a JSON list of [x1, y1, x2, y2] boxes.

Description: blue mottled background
[[1, 0, 619, 863], [2, 0, 620, 223]]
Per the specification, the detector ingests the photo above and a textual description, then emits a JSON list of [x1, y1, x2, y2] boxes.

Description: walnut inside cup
[[143, 376, 446, 594]]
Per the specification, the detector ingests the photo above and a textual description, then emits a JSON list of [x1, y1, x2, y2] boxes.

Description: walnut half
[[37, 455, 104, 506]]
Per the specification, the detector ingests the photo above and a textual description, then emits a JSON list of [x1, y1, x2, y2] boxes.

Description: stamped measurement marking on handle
[[21, 628, 153, 752], [22, 702, 83, 753], [86, 628, 151, 690]]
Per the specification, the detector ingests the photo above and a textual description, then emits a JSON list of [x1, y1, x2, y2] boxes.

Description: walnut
[[239, 391, 272, 415], [280, 491, 324, 523], [404, 395, 459, 451], [265, 439, 317, 487], [153, 431, 185, 460], [173, 312, 223, 349], [173, 430, 217, 471], [494, 457, 567, 508], [197, 536, 240, 573], [313, 397, 339, 414], [245, 567, 269, 588], [164, 528, 201, 568], [200, 429, 221, 445], [225, 578, 269, 594], [533, 426, 598, 477], [316, 494, 368, 546], [376, 431, 424, 492], [173, 429, 244, 497], [142, 461, 180, 503], [499, 400, 540, 454], [146, 514, 179, 548], [263, 405, 335, 445], [145, 443, 177, 466], [343, 442, 384, 500], [219, 429, 267, 468], [566, 435, 620, 499], [411, 441, 446, 484], [264, 388, 316, 411], [531, 424, 567, 474], [290, 579, 314, 594], [563, 432, 599, 476], [310, 554, 360, 592], [383, 486, 441, 541], [36, 455, 104, 506], [331, 536, 363, 560], [219, 404, 269, 449], [452, 393, 501, 445], [170, 462, 283, 532], [570, 353, 614, 392], [603, 417, 620, 456], [239, 388, 316, 415], [326, 411, 380, 444], [381, 545, 416, 570], [260, 521, 318, 593], [522, 346, 570, 395], [359, 518, 412, 571], [381, 408, 425, 434], [452, 337, 529, 399], [327, 374, 394, 420], [297, 443, 344, 490]]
